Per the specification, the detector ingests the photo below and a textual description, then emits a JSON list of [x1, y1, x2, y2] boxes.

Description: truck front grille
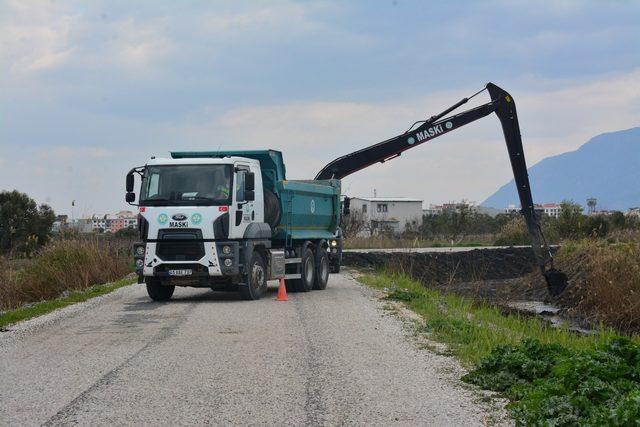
[[156, 229, 204, 261]]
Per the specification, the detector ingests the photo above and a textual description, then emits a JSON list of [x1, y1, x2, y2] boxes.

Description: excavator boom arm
[[316, 82, 567, 295], [315, 102, 496, 180]]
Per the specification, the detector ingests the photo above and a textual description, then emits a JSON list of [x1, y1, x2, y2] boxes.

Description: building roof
[[351, 197, 423, 202]]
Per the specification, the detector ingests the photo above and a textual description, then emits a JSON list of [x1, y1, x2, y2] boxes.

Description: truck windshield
[[140, 165, 232, 206]]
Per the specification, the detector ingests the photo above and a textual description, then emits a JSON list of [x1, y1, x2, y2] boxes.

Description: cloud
[[43, 147, 114, 160], [0, 1, 77, 73], [165, 69, 640, 205], [1, 1, 638, 215], [515, 69, 640, 160]]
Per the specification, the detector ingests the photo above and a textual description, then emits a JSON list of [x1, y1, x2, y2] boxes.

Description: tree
[[339, 209, 368, 238], [553, 200, 584, 239], [610, 211, 626, 229], [0, 190, 56, 257]]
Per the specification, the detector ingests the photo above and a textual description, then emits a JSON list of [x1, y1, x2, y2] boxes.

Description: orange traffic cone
[[276, 278, 288, 301]]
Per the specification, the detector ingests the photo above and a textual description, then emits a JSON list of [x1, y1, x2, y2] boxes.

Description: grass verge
[[1, 238, 132, 310], [358, 270, 640, 425], [0, 276, 135, 330]]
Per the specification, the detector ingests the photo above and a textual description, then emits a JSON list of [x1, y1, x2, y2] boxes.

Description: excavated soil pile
[[343, 248, 556, 302]]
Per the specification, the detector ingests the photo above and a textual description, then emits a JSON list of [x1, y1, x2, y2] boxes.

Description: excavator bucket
[[544, 269, 568, 297]]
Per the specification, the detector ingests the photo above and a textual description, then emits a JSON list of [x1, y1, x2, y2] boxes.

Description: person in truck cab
[[212, 168, 230, 201], [190, 167, 230, 201]]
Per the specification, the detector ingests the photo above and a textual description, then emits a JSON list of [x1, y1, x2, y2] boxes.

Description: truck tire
[[313, 249, 329, 290], [146, 279, 175, 301], [239, 251, 267, 300], [290, 246, 315, 292]]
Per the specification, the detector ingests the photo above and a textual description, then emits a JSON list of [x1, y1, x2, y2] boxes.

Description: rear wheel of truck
[[291, 246, 315, 292], [239, 252, 267, 300], [146, 279, 175, 301], [313, 249, 329, 290]]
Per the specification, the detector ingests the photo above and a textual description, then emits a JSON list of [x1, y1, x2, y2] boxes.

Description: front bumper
[[134, 241, 241, 281]]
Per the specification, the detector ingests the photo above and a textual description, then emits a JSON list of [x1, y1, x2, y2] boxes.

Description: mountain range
[[482, 126, 640, 211]]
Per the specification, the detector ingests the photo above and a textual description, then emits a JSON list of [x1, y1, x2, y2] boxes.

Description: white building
[[542, 203, 562, 218], [504, 203, 565, 218], [350, 197, 423, 235], [91, 216, 107, 231]]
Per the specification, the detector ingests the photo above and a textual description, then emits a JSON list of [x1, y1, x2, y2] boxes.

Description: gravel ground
[[0, 272, 508, 426]]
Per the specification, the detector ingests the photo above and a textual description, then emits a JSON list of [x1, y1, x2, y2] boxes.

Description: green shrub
[[494, 216, 530, 246], [463, 337, 640, 426]]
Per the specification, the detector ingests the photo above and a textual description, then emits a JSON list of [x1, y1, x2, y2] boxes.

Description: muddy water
[[503, 300, 591, 334]]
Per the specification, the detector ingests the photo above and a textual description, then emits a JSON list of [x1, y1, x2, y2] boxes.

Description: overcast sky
[[1, 0, 639, 216]]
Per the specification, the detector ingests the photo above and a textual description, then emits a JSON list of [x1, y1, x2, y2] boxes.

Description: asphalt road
[[1, 272, 501, 426]]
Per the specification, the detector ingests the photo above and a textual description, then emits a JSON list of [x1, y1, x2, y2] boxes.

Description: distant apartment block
[[505, 202, 578, 219], [542, 203, 562, 219], [90, 210, 138, 233], [350, 197, 423, 235], [423, 201, 497, 217]]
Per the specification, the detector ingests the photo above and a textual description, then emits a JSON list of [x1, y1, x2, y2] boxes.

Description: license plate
[[168, 269, 192, 276]]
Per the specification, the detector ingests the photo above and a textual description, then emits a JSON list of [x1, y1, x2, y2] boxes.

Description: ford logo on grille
[[172, 214, 187, 221]]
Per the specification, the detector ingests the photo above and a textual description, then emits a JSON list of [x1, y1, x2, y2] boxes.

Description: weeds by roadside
[[0, 277, 135, 330], [543, 233, 640, 332], [358, 270, 640, 425], [0, 239, 132, 311], [360, 271, 626, 366]]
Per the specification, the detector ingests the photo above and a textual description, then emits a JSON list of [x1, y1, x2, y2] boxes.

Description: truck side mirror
[[245, 190, 255, 202], [125, 192, 136, 203], [126, 172, 135, 192], [245, 172, 255, 192]]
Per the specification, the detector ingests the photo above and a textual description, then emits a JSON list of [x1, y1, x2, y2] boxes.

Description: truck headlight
[[222, 245, 232, 255], [135, 259, 144, 268], [135, 245, 145, 256], [224, 258, 233, 267]]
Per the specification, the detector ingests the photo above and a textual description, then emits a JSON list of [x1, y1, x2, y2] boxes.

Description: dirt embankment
[[343, 247, 554, 302]]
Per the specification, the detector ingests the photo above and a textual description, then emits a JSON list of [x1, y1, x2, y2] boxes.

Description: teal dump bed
[[275, 179, 341, 241], [171, 150, 341, 243]]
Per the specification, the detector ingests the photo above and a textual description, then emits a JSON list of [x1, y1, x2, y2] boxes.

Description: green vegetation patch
[[463, 338, 640, 425], [0, 277, 135, 330], [359, 271, 640, 425], [360, 271, 621, 365]]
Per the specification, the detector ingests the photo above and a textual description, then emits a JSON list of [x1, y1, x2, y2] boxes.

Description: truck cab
[[126, 150, 343, 302]]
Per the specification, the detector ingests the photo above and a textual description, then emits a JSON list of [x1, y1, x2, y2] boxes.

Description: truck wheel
[[313, 249, 329, 290], [292, 246, 315, 292], [146, 279, 175, 301], [239, 252, 267, 300]]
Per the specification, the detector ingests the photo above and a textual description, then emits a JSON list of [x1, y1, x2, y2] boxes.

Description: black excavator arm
[[316, 83, 568, 296]]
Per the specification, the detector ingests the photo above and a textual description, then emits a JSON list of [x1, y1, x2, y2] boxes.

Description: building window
[[377, 203, 388, 213], [362, 204, 367, 213]]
